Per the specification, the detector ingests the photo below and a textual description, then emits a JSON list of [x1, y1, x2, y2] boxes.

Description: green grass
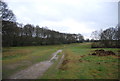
[[41, 43, 119, 79], [2, 43, 119, 79], [2, 45, 63, 79]]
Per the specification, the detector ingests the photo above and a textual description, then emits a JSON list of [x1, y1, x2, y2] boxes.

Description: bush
[[91, 40, 120, 48]]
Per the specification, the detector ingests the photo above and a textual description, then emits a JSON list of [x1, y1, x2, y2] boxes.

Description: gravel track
[[9, 49, 62, 79]]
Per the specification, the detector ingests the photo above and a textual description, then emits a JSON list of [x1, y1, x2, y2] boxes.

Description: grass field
[[2, 45, 63, 78], [41, 43, 119, 79], [2, 43, 119, 79]]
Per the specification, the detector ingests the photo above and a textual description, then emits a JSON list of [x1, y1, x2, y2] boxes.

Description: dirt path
[[9, 49, 62, 79], [56, 54, 65, 69]]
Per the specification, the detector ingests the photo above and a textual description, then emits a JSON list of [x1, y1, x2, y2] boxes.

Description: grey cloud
[[5, 0, 118, 39]]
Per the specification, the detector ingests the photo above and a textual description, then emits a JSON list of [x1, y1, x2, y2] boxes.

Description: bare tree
[[0, 0, 16, 22], [91, 29, 102, 40]]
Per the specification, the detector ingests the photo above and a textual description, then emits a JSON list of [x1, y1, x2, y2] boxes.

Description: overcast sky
[[4, 0, 118, 39]]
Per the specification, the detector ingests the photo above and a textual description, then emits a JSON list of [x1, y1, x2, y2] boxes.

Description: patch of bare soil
[[62, 59, 70, 65], [59, 54, 70, 71], [80, 55, 86, 58], [59, 59, 69, 70], [89, 49, 116, 56], [78, 59, 83, 62], [78, 55, 91, 63]]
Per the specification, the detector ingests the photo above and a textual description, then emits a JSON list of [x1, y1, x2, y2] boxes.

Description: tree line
[[2, 20, 84, 47], [1, 1, 84, 47], [91, 26, 120, 48]]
